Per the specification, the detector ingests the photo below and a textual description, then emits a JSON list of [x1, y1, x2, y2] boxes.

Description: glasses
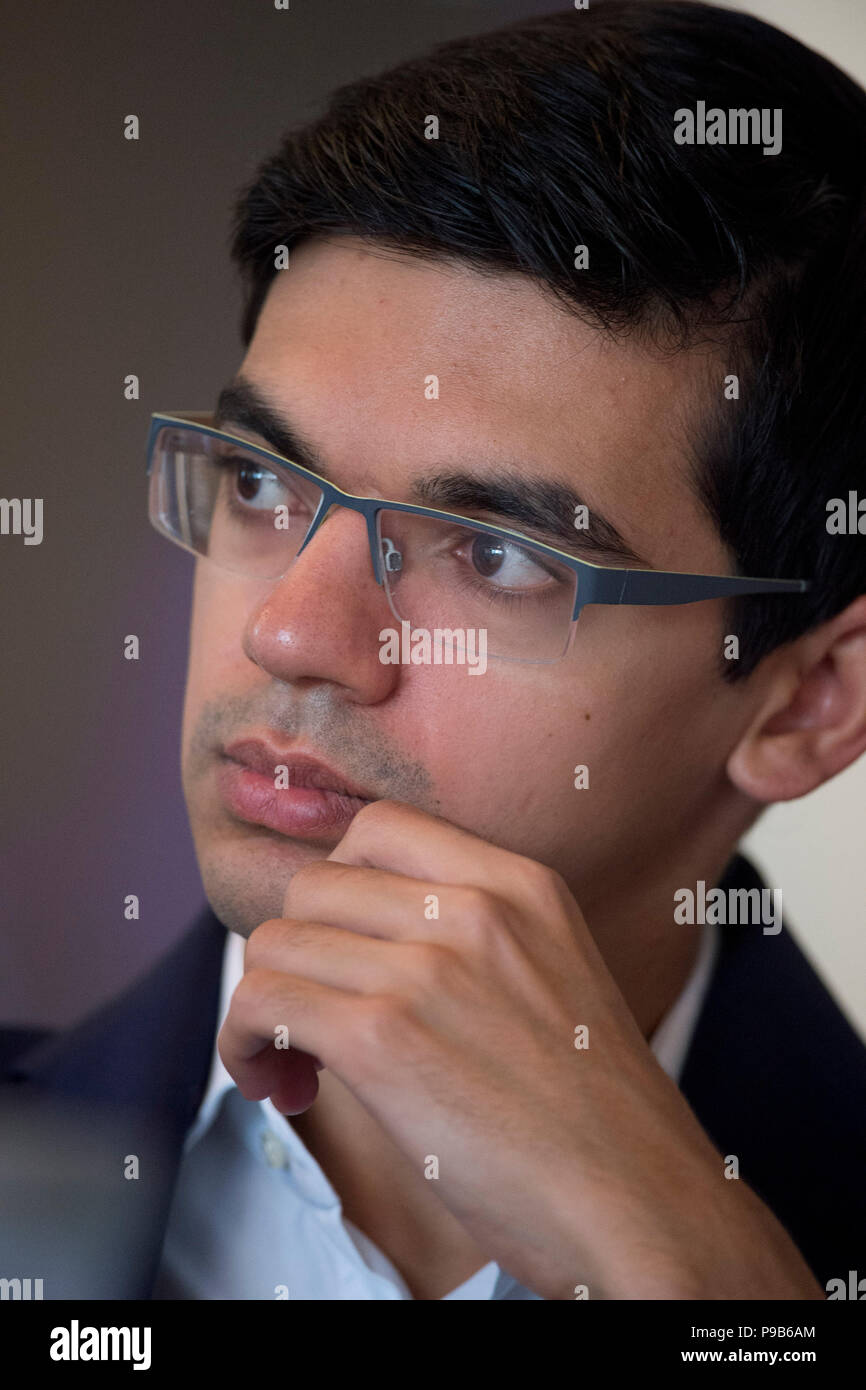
[[146, 411, 809, 664]]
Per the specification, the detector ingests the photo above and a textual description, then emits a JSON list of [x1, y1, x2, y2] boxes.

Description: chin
[[195, 829, 330, 937]]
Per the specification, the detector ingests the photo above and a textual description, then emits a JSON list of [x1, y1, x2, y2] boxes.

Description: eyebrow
[[214, 376, 650, 566]]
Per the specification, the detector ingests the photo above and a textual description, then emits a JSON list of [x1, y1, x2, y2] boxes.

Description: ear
[[727, 594, 866, 802]]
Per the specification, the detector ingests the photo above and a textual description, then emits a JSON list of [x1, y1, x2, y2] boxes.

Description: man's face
[[182, 236, 752, 937]]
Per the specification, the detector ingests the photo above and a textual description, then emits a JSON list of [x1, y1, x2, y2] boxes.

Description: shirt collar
[[181, 927, 246, 1154]]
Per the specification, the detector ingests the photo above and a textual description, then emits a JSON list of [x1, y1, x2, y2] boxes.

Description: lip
[[218, 738, 375, 840]]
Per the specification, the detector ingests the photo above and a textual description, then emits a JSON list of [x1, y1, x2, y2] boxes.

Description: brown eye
[[236, 463, 265, 501], [471, 535, 506, 576], [224, 458, 286, 511], [463, 532, 553, 589]]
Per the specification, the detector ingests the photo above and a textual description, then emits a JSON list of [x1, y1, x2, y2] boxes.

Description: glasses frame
[[146, 410, 810, 660]]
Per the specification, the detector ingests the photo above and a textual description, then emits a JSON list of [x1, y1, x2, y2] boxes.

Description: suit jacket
[[2, 853, 864, 1300]]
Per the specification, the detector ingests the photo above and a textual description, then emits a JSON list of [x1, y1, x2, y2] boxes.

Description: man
[[3, 1, 866, 1300]]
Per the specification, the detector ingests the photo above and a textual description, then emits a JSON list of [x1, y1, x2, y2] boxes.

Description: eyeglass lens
[[150, 424, 578, 660]]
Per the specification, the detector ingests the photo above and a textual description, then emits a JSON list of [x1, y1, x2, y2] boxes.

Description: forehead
[[238, 236, 728, 572]]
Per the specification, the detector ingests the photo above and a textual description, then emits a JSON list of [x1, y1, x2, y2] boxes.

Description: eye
[[463, 532, 553, 589], [231, 460, 288, 511]]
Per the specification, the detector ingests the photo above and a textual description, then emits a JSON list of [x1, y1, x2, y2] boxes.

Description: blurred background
[[2, 0, 864, 1038]]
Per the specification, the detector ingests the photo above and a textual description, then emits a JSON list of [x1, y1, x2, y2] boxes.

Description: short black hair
[[229, 0, 866, 678]]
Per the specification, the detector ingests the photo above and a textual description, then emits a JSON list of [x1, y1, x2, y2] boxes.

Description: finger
[[219, 970, 348, 1114], [327, 800, 515, 889], [245, 916, 417, 992], [249, 1045, 320, 1116], [328, 800, 571, 923], [281, 860, 465, 943]]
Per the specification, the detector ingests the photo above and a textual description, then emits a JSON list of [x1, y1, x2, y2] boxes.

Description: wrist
[[591, 1177, 825, 1300]]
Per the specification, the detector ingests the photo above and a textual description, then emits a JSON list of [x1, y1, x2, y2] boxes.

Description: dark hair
[[229, 0, 866, 678]]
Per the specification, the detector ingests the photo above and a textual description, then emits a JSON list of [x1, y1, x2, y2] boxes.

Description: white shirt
[[152, 918, 719, 1300]]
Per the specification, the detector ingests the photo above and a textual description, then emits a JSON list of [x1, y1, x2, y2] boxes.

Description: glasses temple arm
[[574, 565, 808, 615]]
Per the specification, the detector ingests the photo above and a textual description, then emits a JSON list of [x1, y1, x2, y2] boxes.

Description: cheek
[[390, 605, 726, 875], [392, 662, 600, 849], [181, 567, 259, 746]]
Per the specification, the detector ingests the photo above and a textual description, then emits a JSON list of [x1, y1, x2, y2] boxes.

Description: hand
[[218, 800, 823, 1299]]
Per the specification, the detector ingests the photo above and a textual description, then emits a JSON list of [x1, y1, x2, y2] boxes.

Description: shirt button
[[261, 1128, 289, 1169]]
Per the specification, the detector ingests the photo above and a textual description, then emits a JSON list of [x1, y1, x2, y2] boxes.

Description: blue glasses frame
[[146, 411, 810, 622]]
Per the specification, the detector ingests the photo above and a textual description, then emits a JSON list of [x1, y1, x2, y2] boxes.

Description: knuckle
[[516, 856, 570, 907], [350, 994, 413, 1064], [244, 918, 286, 965], [406, 941, 461, 992], [281, 859, 326, 913], [458, 885, 505, 942], [231, 965, 269, 1012]]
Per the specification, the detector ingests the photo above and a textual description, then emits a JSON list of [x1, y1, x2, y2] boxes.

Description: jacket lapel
[[2, 906, 226, 1298], [678, 854, 866, 1291]]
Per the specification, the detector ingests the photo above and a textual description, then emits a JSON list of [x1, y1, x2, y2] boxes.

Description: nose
[[241, 505, 400, 701]]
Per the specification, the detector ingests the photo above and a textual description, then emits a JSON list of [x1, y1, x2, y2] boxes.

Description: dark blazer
[[2, 854, 864, 1299]]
